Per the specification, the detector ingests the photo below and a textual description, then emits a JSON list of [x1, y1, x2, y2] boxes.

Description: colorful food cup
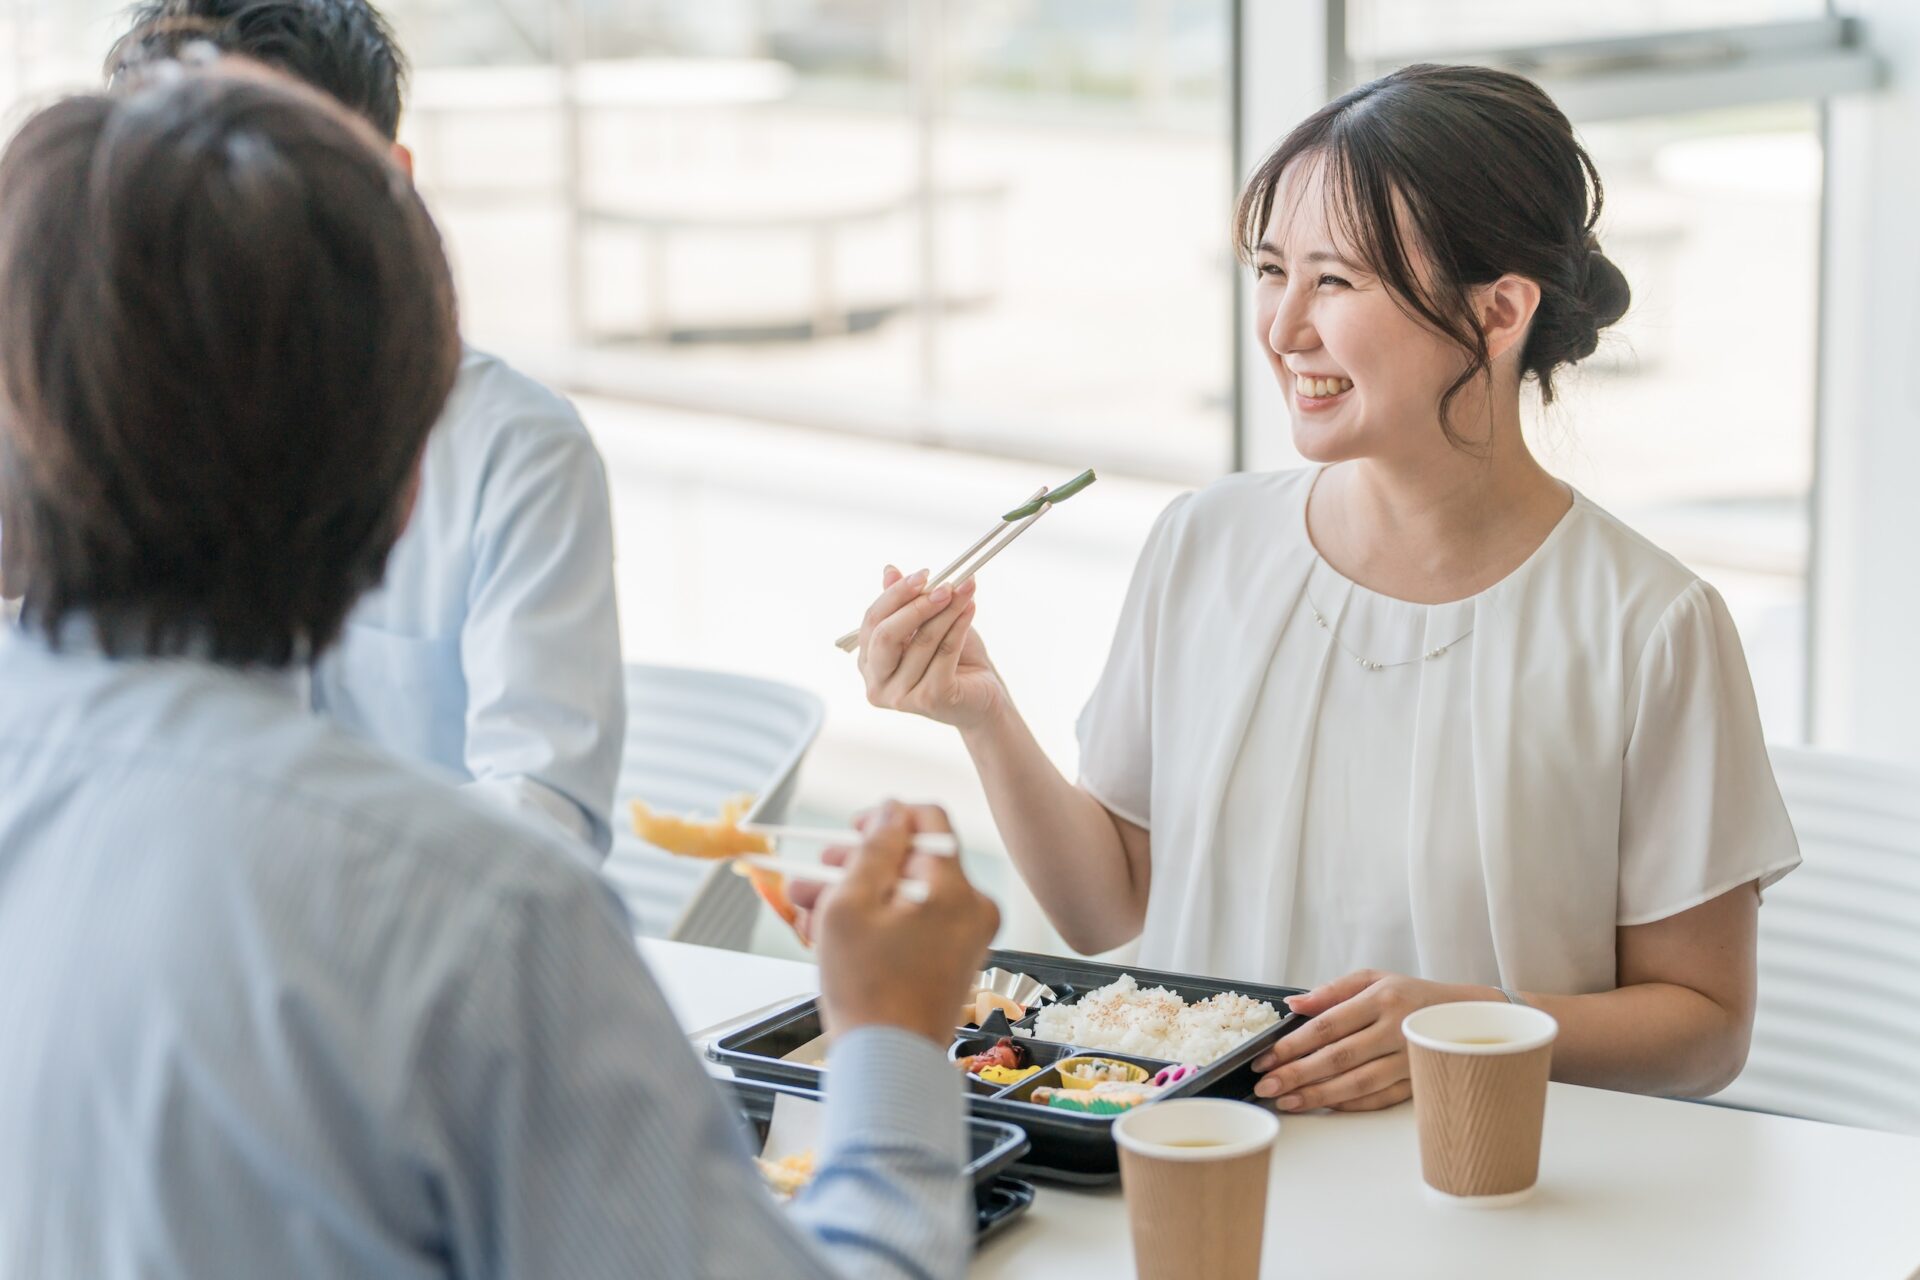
[[1057, 1055, 1150, 1090]]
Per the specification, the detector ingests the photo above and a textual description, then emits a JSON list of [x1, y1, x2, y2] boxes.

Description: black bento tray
[[728, 1077, 1035, 1242], [712, 948, 1308, 1183]]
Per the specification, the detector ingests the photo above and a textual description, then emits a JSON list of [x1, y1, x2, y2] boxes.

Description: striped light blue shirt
[[311, 346, 625, 856], [0, 632, 969, 1279]]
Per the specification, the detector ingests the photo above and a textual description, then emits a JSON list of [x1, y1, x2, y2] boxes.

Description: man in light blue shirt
[[0, 64, 996, 1280], [115, 0, 625, 855], [312, 346, 624, 853]]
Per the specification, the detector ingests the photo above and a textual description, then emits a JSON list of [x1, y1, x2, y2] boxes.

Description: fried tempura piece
[[630, 795, 771, 859], [631, 796, 803, 934], [740, 863, 799, 929]]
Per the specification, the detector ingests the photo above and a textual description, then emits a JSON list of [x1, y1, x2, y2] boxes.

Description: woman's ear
[[1477, 274, 1542, 363]]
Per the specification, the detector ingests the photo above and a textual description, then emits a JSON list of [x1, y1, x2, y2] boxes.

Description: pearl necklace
[[1308, 599, 1475, 672]]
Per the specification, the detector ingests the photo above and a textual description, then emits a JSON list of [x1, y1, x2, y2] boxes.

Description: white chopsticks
[[739, 823, 959, 856], [736, 822, 958, 904], [832, 486, 1053, 653], [736, 855, 932, 903]]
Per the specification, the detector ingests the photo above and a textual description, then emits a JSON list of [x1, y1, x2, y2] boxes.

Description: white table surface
[[639, 940, 1920, 1279]]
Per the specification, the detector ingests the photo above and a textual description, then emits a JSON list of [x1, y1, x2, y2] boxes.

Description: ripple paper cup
[[1112, 1098, 1281, 1280], [1402, 1001, 1559, 1207]]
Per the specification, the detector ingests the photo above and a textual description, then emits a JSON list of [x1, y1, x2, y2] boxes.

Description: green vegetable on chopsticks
[[1003, 468, 1096, 521]]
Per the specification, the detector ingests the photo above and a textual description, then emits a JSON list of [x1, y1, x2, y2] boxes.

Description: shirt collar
[[5, 613, 311, 706]]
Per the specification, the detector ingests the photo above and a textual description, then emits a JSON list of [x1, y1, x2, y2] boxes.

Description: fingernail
[[958, 579, 977, 596], [912, 568, 929, 583], [1254, 1078, 1279, 1098], [1278, 1096, 1303, 1111], [1252, 1054, 1273, 1072]]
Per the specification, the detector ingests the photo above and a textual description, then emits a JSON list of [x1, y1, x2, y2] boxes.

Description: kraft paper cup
[[1112, 1099, 1281, 1280], [1402, 1001, 1559, 1207]]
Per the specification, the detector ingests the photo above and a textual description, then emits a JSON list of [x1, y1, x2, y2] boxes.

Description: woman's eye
[[1258, 263, 1285, 279], [1319, 274, 1350, 288]]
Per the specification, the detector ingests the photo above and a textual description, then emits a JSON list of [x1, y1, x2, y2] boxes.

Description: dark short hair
[[1236, 63, 1632, 447], [110, 0, 407, 139], [0, 64, 460, 666]]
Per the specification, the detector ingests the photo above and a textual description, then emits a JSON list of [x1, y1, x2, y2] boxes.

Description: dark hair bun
[[1524, 235, 1631, 373], [1581, 245, 1631, 335]]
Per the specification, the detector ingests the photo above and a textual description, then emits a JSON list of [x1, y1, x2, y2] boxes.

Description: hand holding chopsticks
[[833, 468, 1096, 653]]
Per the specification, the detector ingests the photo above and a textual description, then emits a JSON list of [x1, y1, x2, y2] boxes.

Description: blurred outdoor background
[[5, 1, 1891, 952]]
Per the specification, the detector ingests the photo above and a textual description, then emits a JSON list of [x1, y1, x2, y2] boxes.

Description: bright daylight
[[0, 2, 1916, 1277]]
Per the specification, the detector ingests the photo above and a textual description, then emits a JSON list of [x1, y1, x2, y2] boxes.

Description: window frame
[[1234, 2, 1886, 744]]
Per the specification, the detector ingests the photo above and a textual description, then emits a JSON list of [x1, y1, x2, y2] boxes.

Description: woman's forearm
[[959, 698, 1146, 954], [1485, 982, 1752, 1098], [1529, 886, 1758, 1097]]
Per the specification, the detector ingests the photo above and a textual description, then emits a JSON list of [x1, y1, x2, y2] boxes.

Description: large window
[[0, 1, 1887, 798], [0, 2, 128, 117], [1347, 0, 1828, 59], [389, 0, 1236, 483], [1287, 11, 1860, 744], [1527, 103, 1820, 740], [0, 1, 1903, 948]]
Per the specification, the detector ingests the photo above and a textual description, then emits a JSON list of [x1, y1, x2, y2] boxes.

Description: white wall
[[1813, 2, 1920, 762]]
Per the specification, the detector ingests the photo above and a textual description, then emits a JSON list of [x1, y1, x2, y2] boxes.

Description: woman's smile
[[1291, 372, 1354, 412]]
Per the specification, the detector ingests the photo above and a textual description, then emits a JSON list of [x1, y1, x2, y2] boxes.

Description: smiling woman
[[1237, 61, 1631, 454], [852, 60, 1801, 1116]]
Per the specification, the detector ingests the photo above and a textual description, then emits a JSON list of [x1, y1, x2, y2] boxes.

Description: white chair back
[[603, 664, 824, 949], [1714, 745, 1920, 1133]]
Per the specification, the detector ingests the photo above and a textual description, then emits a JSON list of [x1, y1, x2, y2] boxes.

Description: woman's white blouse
[[1075, 468, 1800, 993]]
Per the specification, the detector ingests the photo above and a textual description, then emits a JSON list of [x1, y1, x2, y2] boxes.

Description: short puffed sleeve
[[1617, 579, 1801, 925]]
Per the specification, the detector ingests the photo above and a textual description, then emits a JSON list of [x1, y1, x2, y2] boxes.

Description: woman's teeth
[[1295, 375, 1354, 398]]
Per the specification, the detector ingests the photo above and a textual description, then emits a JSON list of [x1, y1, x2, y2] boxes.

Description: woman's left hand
[[1251, 970, 1491, 1112]]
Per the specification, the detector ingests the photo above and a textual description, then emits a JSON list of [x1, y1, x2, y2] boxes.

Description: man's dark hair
[[0, 64, 460, 666], [111, 0, 407, 140]]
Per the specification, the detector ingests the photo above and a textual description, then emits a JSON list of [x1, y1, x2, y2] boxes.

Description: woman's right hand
[[857, 564, 1004, 730]]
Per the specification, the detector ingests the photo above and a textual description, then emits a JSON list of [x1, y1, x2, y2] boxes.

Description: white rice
[[1026, 974, 1280, 1064]]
